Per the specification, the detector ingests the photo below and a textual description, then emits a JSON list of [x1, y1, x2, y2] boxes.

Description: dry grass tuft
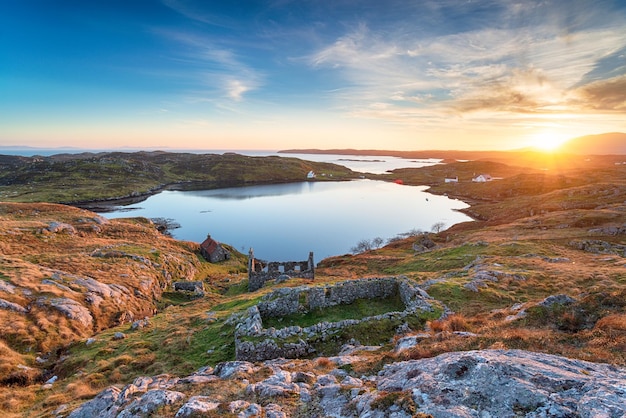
[[65, 381, 98, 400], [594, 314, 626, 332], [428, 314, 471, 333], [0, 387, 35, 416], [313, 357, 334, 371], [404, 345, 436, 360]]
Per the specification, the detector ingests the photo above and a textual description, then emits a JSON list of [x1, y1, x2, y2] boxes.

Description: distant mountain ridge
[[560, 132, 626, 155]]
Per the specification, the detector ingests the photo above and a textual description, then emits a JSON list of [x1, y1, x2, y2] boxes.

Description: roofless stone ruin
[[247, 248, 315, 292], [234, 276, 438, 362]]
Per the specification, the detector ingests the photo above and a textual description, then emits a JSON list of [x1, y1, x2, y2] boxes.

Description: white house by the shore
[[472, 174, 493, 182]]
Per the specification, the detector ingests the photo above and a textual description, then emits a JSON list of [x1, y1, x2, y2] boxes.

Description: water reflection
[[190, 182, 310, 200], [100, 180, 471, 262]]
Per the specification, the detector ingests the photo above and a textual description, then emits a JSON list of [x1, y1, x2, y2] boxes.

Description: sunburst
[[530, 131, 569, 151]]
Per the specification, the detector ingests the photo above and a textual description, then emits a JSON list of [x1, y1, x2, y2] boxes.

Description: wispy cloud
[[307, 1, 626, 128], [161, 0, 236, 28], [153, 29, 264, 104], [225, 79, 255, 101]]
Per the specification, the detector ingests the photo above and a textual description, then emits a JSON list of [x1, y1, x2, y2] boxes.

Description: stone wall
[[173, 281, 204, 293], [248, 249, 314, 292], [235, 277, 436, 362], [172, 281, 205, 298]]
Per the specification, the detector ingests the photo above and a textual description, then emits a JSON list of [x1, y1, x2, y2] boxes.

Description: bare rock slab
[[377, 349, 626, 418]]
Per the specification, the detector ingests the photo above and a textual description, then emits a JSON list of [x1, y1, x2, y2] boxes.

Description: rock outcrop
[[0, 202, 222, 383], [65, 349, 626, 417]]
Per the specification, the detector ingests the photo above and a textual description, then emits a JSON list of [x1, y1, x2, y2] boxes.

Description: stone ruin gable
[[234, 277, 435, 362], [247, 249, 314, 292]]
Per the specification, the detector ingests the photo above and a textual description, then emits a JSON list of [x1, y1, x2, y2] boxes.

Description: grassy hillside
[[0, 152, 625, 416], [0, 152, 358, 205]]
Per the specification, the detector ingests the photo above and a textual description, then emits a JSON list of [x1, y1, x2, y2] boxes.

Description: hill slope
[[559, 132, 626, 155], [0, 151, 358, 205]]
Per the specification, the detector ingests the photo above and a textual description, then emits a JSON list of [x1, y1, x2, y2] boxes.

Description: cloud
[[306, 1, 626, 127], [161, 0, 235, 28], [226, 79, 254, 101], [154, 29, 264, 103], [572, 75, 626, 111]]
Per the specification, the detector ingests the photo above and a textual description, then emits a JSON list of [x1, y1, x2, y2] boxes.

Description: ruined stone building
[[200, 235, 230, 263], [248, 248, 314, 291]]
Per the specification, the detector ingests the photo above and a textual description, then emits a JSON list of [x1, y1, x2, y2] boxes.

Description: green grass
[[309, 307, 443, 356], [263, 294, 407, 329], [426, 280, 517, 316], [384, 244, 487, 274], [55, 285, 265, 390], [157, 292, 198, 308], [246, 307, 443, 358], [212, 296, 261, 312], [188, 321, 237, 366], [222, 280, 249, 296]]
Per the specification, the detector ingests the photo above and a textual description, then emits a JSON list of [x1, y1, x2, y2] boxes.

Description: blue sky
[[1, 0, 625, 150]]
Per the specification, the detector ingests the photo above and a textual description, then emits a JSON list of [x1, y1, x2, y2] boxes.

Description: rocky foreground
[[65, 348, 626, 418]]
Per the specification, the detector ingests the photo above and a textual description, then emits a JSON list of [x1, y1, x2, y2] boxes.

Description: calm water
[[99, 180, 471, 261], [3, 148, 468, 260]]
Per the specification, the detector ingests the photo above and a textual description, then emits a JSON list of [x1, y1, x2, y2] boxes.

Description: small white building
[[472, 174, 493, 182], [444, 176, 458, 183], [307, 170, 316, 179]]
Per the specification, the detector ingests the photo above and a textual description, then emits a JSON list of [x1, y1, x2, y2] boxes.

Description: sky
[[1, 0, 625, 151]]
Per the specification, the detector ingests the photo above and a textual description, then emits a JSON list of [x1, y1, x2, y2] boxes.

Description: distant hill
[[560, 132, 626, 155]]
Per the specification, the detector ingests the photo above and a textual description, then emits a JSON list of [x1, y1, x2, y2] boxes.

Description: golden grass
[[595, 314, 626, 332], [313, 357, 334, 371], [428, 314, 471, 333], [0, 387, 35, 418]]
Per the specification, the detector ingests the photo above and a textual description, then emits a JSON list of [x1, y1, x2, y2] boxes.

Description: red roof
[[200, 237, 219, 254]]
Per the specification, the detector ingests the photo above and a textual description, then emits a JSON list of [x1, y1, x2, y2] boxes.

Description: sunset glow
[[529, 131, 571, 151], [1, 1, 626, 151]]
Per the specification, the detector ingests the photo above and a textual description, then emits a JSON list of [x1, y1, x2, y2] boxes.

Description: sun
[[529, 131, 569, 151]]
